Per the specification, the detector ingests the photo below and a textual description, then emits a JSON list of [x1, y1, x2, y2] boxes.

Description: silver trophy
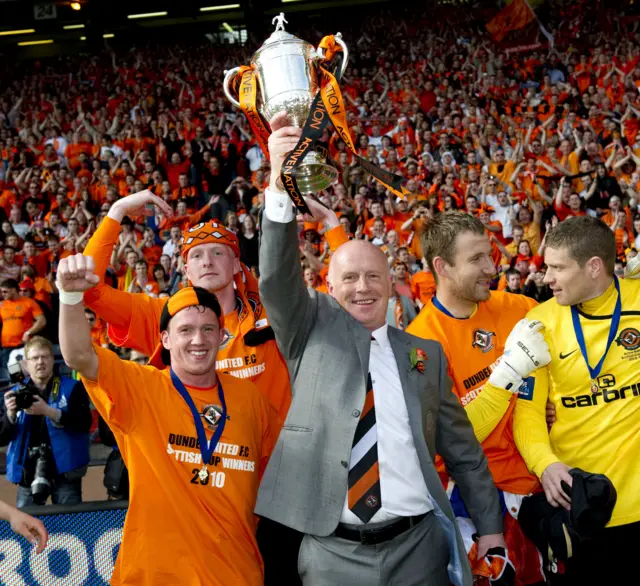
[[223, 13, 349, 194]]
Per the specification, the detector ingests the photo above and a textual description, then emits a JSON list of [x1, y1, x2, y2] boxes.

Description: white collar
[[371, 322, 391, 350]]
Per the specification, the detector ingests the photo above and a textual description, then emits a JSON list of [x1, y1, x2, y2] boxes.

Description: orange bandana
[[180, 222, 240, 260], [153, 221, 270, 369]]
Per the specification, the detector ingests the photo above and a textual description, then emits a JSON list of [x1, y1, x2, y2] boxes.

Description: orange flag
[[486, 0, 536, 42]]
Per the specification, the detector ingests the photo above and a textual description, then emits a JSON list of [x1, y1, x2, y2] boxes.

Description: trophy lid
[[260, 12, 309, 47], [263, 29, 300, 45]]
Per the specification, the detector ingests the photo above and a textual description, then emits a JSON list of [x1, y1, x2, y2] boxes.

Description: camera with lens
[[7, 360, 38, 411], [25, 444, 52, 504]]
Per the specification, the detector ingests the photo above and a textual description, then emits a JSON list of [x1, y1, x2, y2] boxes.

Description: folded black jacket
[[518, 468, 617, 561]]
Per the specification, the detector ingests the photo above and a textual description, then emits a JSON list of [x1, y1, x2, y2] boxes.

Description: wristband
[[58, 290, 84, 305], [488, 361, 523, 393]]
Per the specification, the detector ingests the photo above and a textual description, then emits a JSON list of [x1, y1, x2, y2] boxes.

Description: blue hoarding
[[0, 502, 126, 585]]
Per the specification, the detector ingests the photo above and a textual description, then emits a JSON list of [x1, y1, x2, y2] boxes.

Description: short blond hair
[[24, 336, 54, 359]]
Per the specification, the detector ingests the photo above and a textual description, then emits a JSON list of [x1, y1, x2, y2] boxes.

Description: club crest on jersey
[[201, 404, 224, 431], [615, 328, 640, 352], [219, 328, 234, 350], [472, 329, 496, 353]]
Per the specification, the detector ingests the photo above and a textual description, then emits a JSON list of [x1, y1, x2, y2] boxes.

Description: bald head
[[327, 240, 391, 332], [329, 240, 388, 280]]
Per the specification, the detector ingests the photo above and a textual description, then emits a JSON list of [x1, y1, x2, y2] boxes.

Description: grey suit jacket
[[256, 216, 503, 586]]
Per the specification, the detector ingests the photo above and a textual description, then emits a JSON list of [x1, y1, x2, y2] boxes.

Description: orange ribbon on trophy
[[230, 65, 272, 159], [227, 34, 409, 215], [317, 61, 410, 199]]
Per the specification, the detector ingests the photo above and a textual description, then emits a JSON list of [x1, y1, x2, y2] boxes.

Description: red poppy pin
[[409, 348, 428, 374]]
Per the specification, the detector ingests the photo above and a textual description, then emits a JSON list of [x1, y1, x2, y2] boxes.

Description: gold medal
[[590, 380, 599, 394], [198, 465, 209, 483]]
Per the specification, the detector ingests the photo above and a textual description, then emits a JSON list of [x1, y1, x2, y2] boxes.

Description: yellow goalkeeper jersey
[[514, 277, 640, 527]]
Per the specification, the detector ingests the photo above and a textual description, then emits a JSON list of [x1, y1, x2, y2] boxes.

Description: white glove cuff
[[488, 361, 523, 393], [58, 290, 84, 306]]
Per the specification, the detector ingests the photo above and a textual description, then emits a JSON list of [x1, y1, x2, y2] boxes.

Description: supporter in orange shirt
[[611, 210, 633, 258], [57, 275, 280, 586], [0, 278, 46, 359], [15, 241, 49, 278], [410, 261, 436, 307], [128, 259, 160, 297], [84, 308, 109, 348], [388, 197, 413, 241], [392, 261, 412, 299], [157, 198, 213, 234], [136, 228, 163, 266], [20, 266, 53, 309], [64, 133, 93, 171], [362, 201, 395, 238], [0, 186, 18, 218], [171, 173, 198, 208], [475, 204, 505, 267], [82, 191, 291, 422], [400, 205, 430, 260], [406, 212, 545, 585]]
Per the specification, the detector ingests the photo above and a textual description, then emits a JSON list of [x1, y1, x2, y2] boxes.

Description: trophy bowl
[[223, 16, 349, 194]]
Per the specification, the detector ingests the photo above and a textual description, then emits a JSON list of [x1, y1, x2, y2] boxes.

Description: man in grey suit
[[255, 112, 505, 586]]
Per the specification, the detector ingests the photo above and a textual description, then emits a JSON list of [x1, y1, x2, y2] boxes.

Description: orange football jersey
[[82, 217, 291, 422], [407, 291, 540, 494]]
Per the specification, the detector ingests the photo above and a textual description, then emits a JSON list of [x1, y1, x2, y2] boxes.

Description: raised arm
[[82, 190, 173, 353], [259, 113, 339, 360], [57, 255, 101, 381], [58, 254, 141, 434]]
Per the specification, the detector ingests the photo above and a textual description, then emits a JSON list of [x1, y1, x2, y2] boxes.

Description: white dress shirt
[[162, 239, 178, 259], [264, 190, 433, 525], [340, 324, 433, 524], [264, 188, 296, 223], [485, 194, 514, 239], [246, 145, 266, 172]]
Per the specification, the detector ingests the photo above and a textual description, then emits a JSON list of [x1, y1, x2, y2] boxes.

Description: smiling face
[[327, 241, 391, 331], [518, 240, 532, 256], [436, 231, 495, 303], [161, 307, 222, 378], [185, 243, 240, 292]]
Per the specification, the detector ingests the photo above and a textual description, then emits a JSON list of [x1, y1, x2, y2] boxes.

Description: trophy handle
[[223, 67, 242, 108], [334, 33, 349, 79]]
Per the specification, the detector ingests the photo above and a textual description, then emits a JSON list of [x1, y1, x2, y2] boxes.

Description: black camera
[[7, 361, 37, 411], [27, 445, 52, 505]]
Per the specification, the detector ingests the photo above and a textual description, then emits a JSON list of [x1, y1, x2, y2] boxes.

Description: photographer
[[0, 337, 91, 507]]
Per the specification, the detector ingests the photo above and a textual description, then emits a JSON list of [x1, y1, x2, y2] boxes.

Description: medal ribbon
[[170, 368, 227, 469], [570, 276, 622, 384]]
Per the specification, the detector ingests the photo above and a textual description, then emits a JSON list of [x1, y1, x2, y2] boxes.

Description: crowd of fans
[[0, 0, 639, 499]]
